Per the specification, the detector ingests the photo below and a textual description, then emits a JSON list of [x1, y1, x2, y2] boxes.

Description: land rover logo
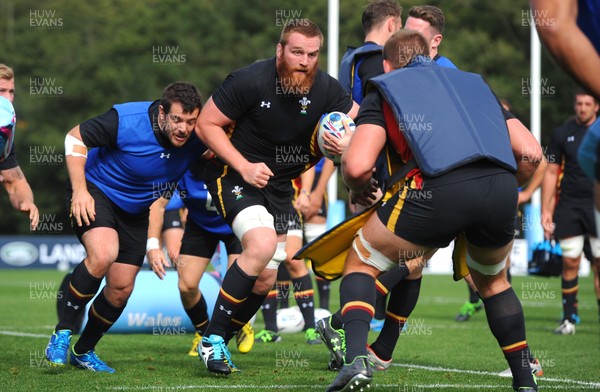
[[0, 242, 39, 267]]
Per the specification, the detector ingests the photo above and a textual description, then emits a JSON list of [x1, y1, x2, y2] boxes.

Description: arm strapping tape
[[65, 134, 88, 158]]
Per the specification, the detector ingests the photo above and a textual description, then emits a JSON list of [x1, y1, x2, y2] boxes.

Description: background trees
[[0, 0, 579, 234]]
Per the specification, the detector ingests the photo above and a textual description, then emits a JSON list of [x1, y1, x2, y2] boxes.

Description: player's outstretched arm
[[196, 97, 273, 188], [1, 165, 39, 229], [531, 0, 600, 99]]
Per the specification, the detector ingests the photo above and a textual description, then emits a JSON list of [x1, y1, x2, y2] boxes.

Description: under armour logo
[[261, 101, 271, 108], [160, 153, 171, 159], [219, 304, 233, 315], [66, 301, 80, 310], [567, 136, 575, 142]]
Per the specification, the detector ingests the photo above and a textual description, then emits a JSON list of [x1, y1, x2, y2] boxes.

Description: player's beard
[[576, 111, 596, 126], [276, 58, 317, 96]]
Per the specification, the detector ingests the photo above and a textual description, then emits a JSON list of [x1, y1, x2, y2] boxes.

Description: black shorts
[[553, 202, 597, 239], [67, 181, 149, 266], [377, 171, 518, 248], [162, 209, 183, 231], [206, 166, 294, 235], [180, 218, 242, 258]]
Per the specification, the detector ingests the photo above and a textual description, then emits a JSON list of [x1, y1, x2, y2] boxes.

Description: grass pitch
[[1, 269, 599, 391]]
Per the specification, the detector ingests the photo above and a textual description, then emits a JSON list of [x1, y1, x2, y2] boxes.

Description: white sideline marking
[[108, 383, 598, 390], [0, 330, 48, 338], [393, 363, 600, 388], [109, 386, 326, 390], [4, 328, 597, 390]]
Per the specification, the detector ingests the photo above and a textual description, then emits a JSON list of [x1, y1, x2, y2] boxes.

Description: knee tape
[[589, 236, 600, 259], [304, 223, 326, 243], [231, 205, 274, 239], [266, 241, 287, 270], [559, 235, 584, 259], [352, 228, 396, 272], [287, 229, 303, 239], [466, 252, 507, 276]]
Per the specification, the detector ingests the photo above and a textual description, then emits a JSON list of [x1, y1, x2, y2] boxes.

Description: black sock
[[277, 263, 291, 309], [374, 294, 387, 320], [340, 273, 376, 363], [331, 309, 343, 329], [225, 292, 267, 343], [261, 288, 279, 332], [56, 261, 102, 332], [376, 267, 410, 294], [370, 278, 421, 361], [468, 283, 480, 304], [561, 277, 578, 322], [293, 274, 316, 329], [597, 299, 600, 319], [184, 296, 209, 335], [482, 287, 536, 389], [316, 277, 330, 310], [74, 289, 125, 354], [205, 260, 257, 338], [277, 280, 291, 309]]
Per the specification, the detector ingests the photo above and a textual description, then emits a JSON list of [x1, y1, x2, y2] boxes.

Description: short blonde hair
[[0, 64, 14, 81]]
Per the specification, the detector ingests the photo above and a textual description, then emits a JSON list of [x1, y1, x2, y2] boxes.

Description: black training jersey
[[357, 51, 384, 98], [212, 57, 353, 181], [547, 117, 594, 203]]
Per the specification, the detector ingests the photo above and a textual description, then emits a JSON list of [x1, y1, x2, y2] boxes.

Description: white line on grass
[[393, 363, 600, 388], [107, 383, 597, 390], [392, 384, 598, 390], [109, 385, 325, 390], [0, 330, 48, 338]]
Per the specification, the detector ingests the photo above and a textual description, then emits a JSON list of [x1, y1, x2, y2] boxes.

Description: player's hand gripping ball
[[317, 111, 355, 163]]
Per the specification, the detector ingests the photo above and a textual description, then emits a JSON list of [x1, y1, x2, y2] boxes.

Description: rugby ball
[[276, 307, 332, 333], [314, 307, 332, 323], [276, 306, 305, 333], [317, 111, 355, 163]]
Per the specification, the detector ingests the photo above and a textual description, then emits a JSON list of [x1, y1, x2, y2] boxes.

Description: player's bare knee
[[178, 280, 199, 296], [253, 269, 277, 294], [84, 257, 113, 277], [104, 285, 134, 307], [407, 262, 424, 279], [284, 257, 307, 276]]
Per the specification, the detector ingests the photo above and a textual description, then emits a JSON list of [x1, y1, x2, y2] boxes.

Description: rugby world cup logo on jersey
[[299, 97, 311, 114], [231, 185, 244, 200]]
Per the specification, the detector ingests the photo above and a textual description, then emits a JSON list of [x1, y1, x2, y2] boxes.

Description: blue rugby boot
[[45, 329, 72, 366], [70, 347, 115, 373]]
